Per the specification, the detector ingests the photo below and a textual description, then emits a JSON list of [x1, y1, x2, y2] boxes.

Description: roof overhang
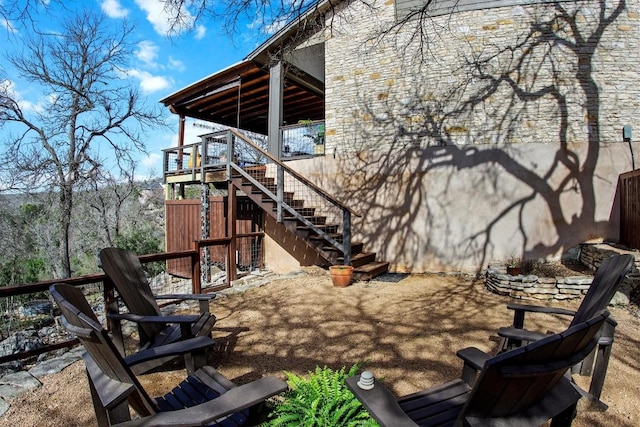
[[160, 60, 324, 135], [160, 1, 332, 135]]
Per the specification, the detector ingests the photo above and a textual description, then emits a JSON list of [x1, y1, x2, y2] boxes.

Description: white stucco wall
[[293, 0, 640, 272]]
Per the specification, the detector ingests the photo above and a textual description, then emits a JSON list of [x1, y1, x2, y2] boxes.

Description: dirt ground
[[3, 268, 639, 426]]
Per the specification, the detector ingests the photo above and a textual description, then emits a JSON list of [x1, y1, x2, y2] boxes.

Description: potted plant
[[506, 257, 522, 276], [329, 264, 354, 287]]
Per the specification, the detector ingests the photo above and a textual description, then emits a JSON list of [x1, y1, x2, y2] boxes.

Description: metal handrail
[[229, 129, 358, 265]]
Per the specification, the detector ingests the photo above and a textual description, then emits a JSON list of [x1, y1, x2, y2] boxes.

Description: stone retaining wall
[[485, 243, 640, 303]]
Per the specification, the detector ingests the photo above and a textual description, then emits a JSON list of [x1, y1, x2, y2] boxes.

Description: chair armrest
[[456, 347, 489, 386], [154, 293, 215, 314], [456, 347, 489, 371], [107, 313, 200, 324], [83, 353, 137, 410], [154, 293, 216, 301], [345, 375, 417, 427], [497, 327, 549, 343], [506, 303, 576, 330], [114, 376, 288, 427], [123, 336, 214, 367], [506, 303, 576, 316]]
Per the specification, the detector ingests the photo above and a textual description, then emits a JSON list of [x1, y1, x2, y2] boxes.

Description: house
[[160, 0, 639, 276]]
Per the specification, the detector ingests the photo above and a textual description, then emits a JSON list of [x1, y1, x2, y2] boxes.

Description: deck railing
[[162, 125, 357, 264], [162, 122, 325, 178], [0, 237, 260, 364]]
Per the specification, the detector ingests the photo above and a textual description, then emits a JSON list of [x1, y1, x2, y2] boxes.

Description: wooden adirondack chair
[[497, 253, 634, 408], [99, 247, 218, 374], [50, 283, 287, 427], [347, 311, 610, 427]]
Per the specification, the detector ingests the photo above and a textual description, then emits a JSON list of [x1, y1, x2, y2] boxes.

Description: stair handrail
[[230, 129, 361, 218], [229, 129, 359, 265]]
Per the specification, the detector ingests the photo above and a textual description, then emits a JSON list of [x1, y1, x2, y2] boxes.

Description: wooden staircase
[[231, 167, 389, 281]]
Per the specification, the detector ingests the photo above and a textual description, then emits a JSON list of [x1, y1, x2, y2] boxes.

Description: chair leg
[[87, 369, 131, 426], [578, 347, 596, 376], [184, 347, 207, 374], [549, 402, 577, 427], [589, 342, 613, 402]]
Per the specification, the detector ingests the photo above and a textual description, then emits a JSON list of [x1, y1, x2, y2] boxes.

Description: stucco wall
[[294, 0, 640, 272]]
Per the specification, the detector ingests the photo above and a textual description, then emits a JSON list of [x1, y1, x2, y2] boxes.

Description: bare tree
[[0, 11, 165, 278], [162, 0, 325, 36], [0, 0, 58, 32]]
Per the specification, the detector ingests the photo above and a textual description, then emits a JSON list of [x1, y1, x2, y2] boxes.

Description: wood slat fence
[[619, 170, 640, 250]]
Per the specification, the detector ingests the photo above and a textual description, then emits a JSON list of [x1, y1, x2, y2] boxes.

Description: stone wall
[[485, 243, 640, 303], [324, 0, 640, 152], [299, 0, 640, 272]]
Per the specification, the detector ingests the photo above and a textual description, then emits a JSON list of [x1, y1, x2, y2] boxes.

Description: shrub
[[265, 363, 379, 427]]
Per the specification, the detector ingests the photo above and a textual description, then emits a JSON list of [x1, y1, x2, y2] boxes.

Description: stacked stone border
[[485, 243, 640, 303]]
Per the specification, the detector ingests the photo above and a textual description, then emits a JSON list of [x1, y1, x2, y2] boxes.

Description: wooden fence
[[619, 169, 640, 250], [165, 196, 263, 277]]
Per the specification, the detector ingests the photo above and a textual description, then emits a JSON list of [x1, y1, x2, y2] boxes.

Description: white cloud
[[126, 69, 171, 94], [1, 79, 45, 114], [135, 40, 159, 67], [141, 152, 162, 168], [101, 0, 129, 18], [194, 25, 206, 40], [168, 57, 185, 72], [1, 17, 17, 33], [134, 0, 194, 36]]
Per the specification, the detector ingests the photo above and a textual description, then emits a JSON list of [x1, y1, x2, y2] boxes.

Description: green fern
[[264, 363, 379, 427]]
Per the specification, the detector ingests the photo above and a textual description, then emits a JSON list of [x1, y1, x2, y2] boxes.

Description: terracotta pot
[[329, 265, 354, 287], [506, 266, 521, 276]]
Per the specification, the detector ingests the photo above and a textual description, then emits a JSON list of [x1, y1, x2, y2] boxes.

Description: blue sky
[[1, 0, 271, 179]]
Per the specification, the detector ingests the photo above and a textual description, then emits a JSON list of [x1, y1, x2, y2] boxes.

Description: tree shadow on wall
[[333, 1, 629, 272]]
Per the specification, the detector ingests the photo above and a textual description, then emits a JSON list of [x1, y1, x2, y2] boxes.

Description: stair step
[[262, 197, 304, 208], [284, 215, 327, 226], [317, 240, 365, 254], [253, 188, 294, 199], [231, 168, 389, 280], [282, 207, 316, 217], [353, 262, 389, 281], [341, 252, 376, 268], [298, 224, 339, 235]]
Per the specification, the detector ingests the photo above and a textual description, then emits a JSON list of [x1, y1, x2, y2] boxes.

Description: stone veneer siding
[[324, 0, 640, 152], [485, 243, 640, 302], [304, 0, 640, 272]]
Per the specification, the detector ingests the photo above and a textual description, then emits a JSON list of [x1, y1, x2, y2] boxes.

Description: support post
[[268, 61, 284, 159], [191, 240, 201, 294], [343, 210, 351, 265], [277, 164, 284, 223], [200, 183, 210, 285], [227, 180, 238, 283]]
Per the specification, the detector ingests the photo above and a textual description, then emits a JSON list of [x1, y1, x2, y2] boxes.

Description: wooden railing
[[619, 169, 640, 250], [0, 236, 264, 364], [162, 128, 360, 265]]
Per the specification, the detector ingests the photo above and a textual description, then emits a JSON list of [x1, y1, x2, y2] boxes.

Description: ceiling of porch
[[160, 60, 325, 135]]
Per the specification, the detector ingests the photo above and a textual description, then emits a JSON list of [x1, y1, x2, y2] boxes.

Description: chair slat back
[[462, 311, 608, 420], [99, 247, 166, 340], [571, 254, 634, 325], [50, 283, 157, 416]]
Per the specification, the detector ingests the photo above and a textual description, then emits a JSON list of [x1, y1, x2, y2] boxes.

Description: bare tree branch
[[0, 10, 166, 277]]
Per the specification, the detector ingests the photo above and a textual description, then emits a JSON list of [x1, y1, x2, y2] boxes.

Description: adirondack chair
[[347, 311, 610, 427], [99, 247, 217, 374], [497, 253, 634, 408], [50, 283, 287, 427]]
